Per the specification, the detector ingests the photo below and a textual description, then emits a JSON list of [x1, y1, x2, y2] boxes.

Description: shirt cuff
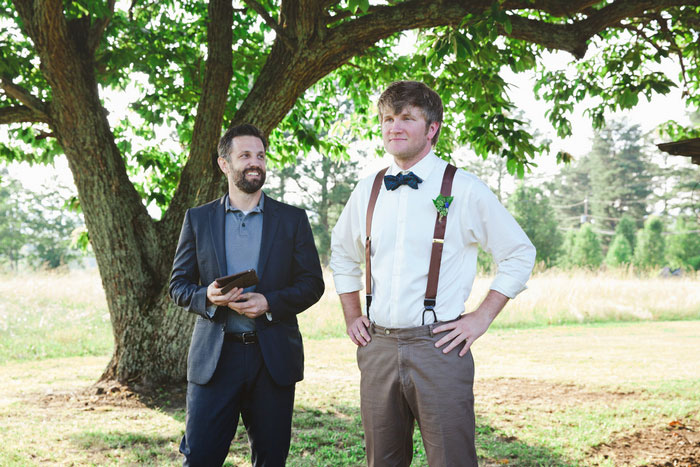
[[205, 303, 217, 319], [489, 274, 528, 299], [265, 312, 272, 321], [333, 273, 363, 295]]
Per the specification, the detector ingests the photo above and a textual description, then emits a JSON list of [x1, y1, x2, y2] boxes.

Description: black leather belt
[[224, 331, 258, 344]]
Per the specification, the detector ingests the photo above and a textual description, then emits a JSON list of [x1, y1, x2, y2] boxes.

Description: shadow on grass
[[71, 431, 180, 465], [241, 404, 578, 466], [120, 392, 578, 466], [477, 424, 580, 466]]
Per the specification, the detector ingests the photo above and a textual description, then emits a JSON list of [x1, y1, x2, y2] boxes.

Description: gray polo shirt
[[223, 193, 264, 333]]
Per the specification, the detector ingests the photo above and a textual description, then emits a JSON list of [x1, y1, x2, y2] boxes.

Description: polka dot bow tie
[[383, 171, 423, 191]]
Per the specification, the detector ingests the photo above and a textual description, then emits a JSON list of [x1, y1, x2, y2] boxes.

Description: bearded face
[[232, 165, 266, 194], [218, 135, 267, 195]]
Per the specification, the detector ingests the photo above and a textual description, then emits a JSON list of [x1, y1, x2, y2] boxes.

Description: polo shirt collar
[[224, 192, 265, 213]]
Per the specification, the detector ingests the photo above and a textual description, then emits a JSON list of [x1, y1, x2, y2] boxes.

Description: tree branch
[[326, 0, 698, 60], [244, 0, 295, 49], [0, 77, 49, 119], [161, 0, 234, 247], [0, 105, 50, 124], [87, 0, 116, 56], [504, 0, 602, 18]]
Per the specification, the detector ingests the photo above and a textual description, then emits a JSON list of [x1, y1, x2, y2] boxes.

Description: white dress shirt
[[330, 151, 536, 328]]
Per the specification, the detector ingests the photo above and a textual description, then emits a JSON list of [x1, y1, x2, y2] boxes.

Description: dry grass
[[465, 268, 700, 328], [0, 269, 111, 363]]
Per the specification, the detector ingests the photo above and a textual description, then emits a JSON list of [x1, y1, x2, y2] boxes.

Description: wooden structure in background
[[657, 138, 700, 165]]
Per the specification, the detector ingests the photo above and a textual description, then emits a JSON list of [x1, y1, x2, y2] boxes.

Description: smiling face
[[381, 105, 439, 165], [218, 135, 267, 194]]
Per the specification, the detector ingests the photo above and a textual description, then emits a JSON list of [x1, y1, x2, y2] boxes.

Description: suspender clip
[[365, 294, 373, 315], [422, 298, 437, 325], [432, 238, 444, 244]]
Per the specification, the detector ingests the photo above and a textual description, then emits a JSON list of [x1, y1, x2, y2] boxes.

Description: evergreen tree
[[24, 186, 83, 268], [605, 234, 633, 268], [665, 217, 700, 271], [548, 156, 592, 229], [0, 172, 84, 269], [616, 214, 638, 252], [558, 229, 577, 269], [0, 170, 27, 270], [633, 216, 666, 270], [508, 184, 563, 266], [572, 223, 603, 269], [267, 151, 360, 266], [588, 122, 652, 236]]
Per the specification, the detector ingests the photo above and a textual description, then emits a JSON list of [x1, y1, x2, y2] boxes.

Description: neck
[[393, 146, 432, 171], [228, 188, 262, 211]]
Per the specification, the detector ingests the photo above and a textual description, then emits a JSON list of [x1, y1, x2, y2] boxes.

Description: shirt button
[[242, 223, 246, 227]]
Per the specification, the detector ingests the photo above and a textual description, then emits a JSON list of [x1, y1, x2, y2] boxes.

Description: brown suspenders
[[365, 167, 388, 317], [364, 163, 458, 324]]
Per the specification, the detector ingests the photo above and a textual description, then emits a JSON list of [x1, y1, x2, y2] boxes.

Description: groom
[[169, 123, 324, 466], [330, 81, 535, 466]]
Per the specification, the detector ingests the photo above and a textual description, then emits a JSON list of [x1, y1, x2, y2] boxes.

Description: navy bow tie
[[384, 171, 423, 190]]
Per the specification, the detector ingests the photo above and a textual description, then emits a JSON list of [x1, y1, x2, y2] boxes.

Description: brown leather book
[[215, 269, 259, 294]]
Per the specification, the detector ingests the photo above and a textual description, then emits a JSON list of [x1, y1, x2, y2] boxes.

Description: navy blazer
[[169, 193, 324, 386]]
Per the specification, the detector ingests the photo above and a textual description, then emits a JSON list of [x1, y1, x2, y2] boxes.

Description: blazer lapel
[[257, 193, 280, 280], [209, 195, 227, 278]]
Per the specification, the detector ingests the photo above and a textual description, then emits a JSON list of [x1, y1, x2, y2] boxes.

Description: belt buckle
[[241, 331, 256, 344]]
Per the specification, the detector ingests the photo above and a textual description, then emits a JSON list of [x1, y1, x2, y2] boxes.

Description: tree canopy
[[1, 0, 699, 384]]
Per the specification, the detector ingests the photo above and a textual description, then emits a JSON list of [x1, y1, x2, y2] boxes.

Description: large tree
[[1, 0, 699, 385]]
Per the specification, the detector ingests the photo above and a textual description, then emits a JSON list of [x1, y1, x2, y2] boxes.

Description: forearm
[[473, 289, 509, 327], [339, 291, 362, 327]]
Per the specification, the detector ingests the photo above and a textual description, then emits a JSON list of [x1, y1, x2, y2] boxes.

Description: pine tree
[[572, 224, 603, 269], [588, 122, 652, 236], [632, 217, 666, 270], [615, 214, 638, 252], [548, 156, 592, 229], [665, 217, 700, 271], [605, 234, 633, 268], [508, 184, 563, 266]]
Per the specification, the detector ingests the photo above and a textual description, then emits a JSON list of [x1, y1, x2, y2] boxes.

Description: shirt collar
[[389, 150, 439, 182], [225, 192, 265, 213]]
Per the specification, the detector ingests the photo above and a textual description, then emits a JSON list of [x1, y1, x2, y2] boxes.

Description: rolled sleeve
[[467, 178, 536, 299], [333, 273, 364, 295], [330, 182, 366, 295]]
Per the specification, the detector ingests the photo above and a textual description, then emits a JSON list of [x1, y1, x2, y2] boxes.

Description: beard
[[233, 166, 266, 194]]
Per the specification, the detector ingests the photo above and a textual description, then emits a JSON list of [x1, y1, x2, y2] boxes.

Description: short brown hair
[[377, 81, 443, 146], [217, 124, 268, 160]]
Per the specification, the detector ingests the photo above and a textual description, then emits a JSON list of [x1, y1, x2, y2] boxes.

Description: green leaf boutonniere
[[433, 194, 454, 222]]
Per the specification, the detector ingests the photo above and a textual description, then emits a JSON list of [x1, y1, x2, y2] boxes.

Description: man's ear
[[217, 156, 228, 174], [427, 121, 440, 142]]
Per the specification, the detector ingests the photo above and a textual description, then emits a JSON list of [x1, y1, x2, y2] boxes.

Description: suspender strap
[[365, 167, 388, 319], [424, 164, 457, 322]]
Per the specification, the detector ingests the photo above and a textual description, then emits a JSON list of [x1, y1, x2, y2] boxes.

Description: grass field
[[0, 269, 699, 466]]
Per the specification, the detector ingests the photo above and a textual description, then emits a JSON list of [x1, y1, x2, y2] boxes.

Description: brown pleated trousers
[[357, 322, 477, 467]]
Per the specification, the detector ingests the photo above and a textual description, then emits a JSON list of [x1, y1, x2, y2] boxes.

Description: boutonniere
[[432, 194, 454, 222]]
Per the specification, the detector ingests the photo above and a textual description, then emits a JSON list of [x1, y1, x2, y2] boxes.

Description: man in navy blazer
[[169, 124, 324, 466]]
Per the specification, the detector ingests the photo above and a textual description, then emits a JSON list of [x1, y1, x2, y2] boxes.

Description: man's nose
[[388, 120, 404, 133]]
